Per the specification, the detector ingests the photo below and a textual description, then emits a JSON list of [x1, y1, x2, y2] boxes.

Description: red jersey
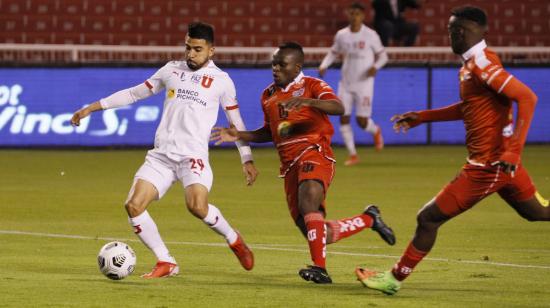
[[459, 41, 519, 165], [261, 73, 340, 173]]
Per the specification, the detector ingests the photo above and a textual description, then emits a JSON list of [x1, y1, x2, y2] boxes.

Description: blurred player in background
[[212, 42, 395, 284], [356, 6, 550, 295], [71, 22, 257, 278], [319, 2, 388, 166]]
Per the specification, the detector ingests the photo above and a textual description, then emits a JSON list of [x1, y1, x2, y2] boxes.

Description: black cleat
[[364, 205, 396, 246], [298, 265, 333, 284]]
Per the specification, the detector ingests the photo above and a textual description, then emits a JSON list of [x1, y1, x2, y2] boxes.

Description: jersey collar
[[280, 72, 304, 93], [461, 40, 487, 61]]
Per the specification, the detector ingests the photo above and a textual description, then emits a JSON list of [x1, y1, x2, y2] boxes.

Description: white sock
[[203, 204, 238, 244], [339, 124, 357, 156], [365, 118, 379, 135], [129, 211, 175, 263]]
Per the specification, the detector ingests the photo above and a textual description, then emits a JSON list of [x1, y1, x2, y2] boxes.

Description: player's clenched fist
[[71, 101, 102, 126]]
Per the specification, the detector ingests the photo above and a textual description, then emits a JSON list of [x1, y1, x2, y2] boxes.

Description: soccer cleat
[[141, 261, 179, 279], [374, 127, 384, 151], [229, 233, 254, 271], [364, 205, 396, 245], [355, 268, 401, 295], [298, 265, 333, 284], [344, 154, 360, 166]]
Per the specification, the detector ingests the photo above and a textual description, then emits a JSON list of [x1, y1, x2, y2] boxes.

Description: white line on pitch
[[2, 229, 550, 270]]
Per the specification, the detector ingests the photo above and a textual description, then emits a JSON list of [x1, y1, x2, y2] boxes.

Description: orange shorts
[[283, 149, 335, 221], [435, 163, 536, 217]]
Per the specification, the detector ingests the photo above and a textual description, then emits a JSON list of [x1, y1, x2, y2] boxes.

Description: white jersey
[[320, 24, 387, 88], [100, 60, 252, 163]]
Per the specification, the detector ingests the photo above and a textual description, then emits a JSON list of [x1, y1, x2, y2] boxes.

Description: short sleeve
[[145, 63, 169, 94], [219, 75, 239, 110], [310, 79, 339, 100], [472, 56, 514, 94]]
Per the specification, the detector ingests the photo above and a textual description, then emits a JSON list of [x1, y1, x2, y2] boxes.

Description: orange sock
[[326, 213, 373, 244], [391, 241, 428, 281], [304, 212, 326, 268]]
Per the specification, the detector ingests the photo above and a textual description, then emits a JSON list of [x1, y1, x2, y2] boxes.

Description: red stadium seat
[[56, 15, 85, 32], [141, 34, 171, 46], [53, 32, 83, 44], [84, 0, 113, 16], [225, 1, 252, 17], [24, 15, 55, 32], [82, 33, 113, 45], [252, 1, 279, 17], [141, 16, 171, 34], [0, 15, 25, 32], [27, 0, 54, 15], [112, 0, 144, 16], [84, 16, 112, 33], [112, 16, 142, 34], [24, 32, 54, 44], [1, 31, 24, 43], [110, 33, 139, 45], [0, 0, 26, 14], [57, 0, 87, 15]]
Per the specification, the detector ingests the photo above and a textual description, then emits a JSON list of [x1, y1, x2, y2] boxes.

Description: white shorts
[[131, 151, 213, 199], [338, 78, 375, 117]]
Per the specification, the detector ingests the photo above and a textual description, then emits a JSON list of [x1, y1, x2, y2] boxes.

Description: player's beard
[[187, 59, 208, 71]]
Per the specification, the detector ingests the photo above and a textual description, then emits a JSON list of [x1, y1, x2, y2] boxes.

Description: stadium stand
[[2, 0, 550, 47], [0, 0, 549, 64]]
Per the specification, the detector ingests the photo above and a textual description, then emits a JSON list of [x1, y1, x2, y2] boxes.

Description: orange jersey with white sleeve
[[261, 73, 340, 174], [458, 40, 537, 165]]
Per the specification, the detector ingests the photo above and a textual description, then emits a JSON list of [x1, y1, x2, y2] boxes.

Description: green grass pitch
[[1, 145, 549, 307]]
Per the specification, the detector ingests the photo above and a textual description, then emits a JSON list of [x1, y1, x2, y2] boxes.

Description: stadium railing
[[1, 44, 550, 66]]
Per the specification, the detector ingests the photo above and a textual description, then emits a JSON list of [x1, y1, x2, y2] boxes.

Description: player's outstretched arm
[[390, 112, 422, 133], [71, 101, 103, 126], [281, 98, 344, 115], [211, 125, 272, 145]]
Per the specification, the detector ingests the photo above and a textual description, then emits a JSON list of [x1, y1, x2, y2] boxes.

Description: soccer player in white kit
[[71, 22, 258, 278], [319, 2, 388, 166]]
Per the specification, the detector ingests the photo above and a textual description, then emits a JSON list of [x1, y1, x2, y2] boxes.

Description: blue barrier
[[0, 66, 548, 146]]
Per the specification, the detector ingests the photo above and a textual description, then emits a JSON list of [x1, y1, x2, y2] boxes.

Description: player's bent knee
[[340, 116, 351, 125], [356, 117, 368, 129], [416, 209, 443, 230], [125, 199, 147, 218]]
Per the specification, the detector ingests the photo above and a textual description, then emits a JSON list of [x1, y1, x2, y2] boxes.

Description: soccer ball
[[97, 241, 136, 280]]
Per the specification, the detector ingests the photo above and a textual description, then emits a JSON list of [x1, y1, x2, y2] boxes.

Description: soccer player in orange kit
[[355, 6, 550, 295], [211, 42, 395, 284]]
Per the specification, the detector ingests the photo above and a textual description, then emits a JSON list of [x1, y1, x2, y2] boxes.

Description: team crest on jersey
[[355, 41, 365, 49], [292, 87, 305, 97], [502, 123, 513, 137], [201, 75, 214, 88], [481, 72, 488, 80]]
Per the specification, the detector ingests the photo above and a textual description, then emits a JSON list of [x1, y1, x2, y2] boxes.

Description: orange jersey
[[261, 73, 339, 172], [459, 41, 517, 165]]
